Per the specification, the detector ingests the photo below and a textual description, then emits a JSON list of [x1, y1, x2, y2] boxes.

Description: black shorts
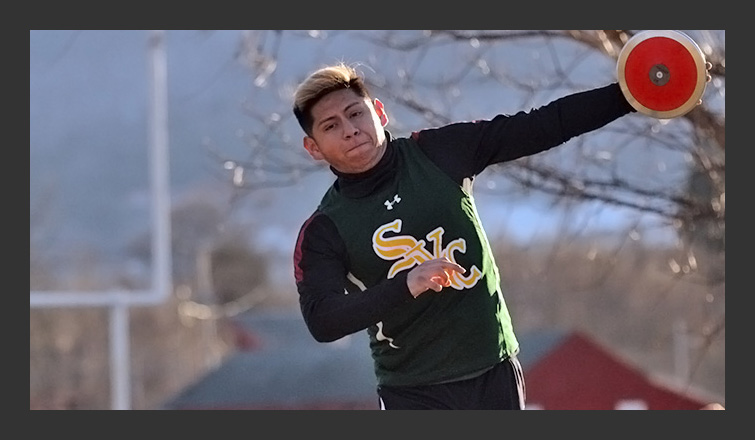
[[376, 356, 526, 410]]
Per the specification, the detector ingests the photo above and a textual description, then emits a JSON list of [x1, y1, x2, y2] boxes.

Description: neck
[[333, 132, 396, 198]]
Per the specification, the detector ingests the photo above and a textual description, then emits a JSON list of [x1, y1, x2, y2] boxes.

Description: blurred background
[[30, 30, 725, 410]]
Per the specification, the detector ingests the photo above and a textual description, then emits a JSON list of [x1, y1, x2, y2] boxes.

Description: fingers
[[705, 63, 712, 83], [430, 274, 450, 288], [406, 258, 467, 298], [696, 61, 713, 107]]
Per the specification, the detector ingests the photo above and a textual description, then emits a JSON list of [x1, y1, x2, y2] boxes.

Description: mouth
[[347, 141, 371, 153]]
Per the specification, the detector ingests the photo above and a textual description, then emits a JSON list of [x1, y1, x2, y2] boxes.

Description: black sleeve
[[293, 211, 414, 342], [415, 83, 635, 184]]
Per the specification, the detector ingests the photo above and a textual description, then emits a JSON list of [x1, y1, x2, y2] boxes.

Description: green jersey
[[319, 137, 517, 386], [294, 83, 634, 387]]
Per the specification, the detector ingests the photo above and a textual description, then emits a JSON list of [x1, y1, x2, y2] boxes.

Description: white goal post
[[30, 30, 173, 410]]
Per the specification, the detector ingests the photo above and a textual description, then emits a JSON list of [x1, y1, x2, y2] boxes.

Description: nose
[[343, 119, 359, 138]]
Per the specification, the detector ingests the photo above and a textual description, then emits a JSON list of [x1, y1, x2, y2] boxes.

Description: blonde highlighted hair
[[293, 63, 371, 135]]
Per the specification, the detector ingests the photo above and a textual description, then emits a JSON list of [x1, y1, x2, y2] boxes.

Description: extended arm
[[415, 83, 635, 183]]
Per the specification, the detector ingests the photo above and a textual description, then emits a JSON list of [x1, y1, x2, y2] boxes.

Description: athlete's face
[[303, 88, 388, 174]]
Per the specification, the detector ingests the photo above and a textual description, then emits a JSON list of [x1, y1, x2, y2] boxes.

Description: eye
[[350, 110, 362, 118]]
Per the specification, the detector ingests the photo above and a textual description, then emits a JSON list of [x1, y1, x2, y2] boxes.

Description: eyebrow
[[316, 101, 364, 130]]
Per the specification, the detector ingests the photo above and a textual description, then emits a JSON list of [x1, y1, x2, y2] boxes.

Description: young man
[[292, 62, 635, 409]]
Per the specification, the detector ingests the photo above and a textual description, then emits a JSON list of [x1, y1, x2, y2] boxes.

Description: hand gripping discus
[[617, 30, 709, 119]]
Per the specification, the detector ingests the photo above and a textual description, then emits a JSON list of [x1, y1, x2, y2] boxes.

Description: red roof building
[[518, 331, 715, 410], [161, 310, 720, 410]]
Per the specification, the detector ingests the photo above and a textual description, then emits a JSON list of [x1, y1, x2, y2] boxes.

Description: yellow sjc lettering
[[372, 219, 481, 289]]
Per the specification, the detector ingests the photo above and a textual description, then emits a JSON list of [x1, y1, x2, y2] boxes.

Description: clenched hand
[[406, 257, 466, 297]]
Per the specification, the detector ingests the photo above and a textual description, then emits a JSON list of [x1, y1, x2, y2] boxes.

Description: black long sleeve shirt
[[293, 83, 634, 343]]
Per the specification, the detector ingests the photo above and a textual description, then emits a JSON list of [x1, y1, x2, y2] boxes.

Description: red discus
[[617, 30, 708, 119]]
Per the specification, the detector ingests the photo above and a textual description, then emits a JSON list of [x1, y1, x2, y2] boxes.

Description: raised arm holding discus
[[291, 30, 710, 410]]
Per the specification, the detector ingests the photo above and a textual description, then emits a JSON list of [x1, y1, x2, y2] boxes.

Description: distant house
[[162, 309, 379, 410], [161, 309, 717, 410], [516, 330, 716, 410]]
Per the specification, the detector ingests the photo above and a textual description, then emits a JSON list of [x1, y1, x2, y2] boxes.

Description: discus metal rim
[[617, 30, 708, 119]]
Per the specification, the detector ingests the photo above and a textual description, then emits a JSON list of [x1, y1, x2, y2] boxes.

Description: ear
[[374, 98, 389, 127], [303, 136, 324, 160]]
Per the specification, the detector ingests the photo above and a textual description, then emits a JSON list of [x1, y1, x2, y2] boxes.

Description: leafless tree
[[224, 30, 724, 251], [221, 30, 724, 398]]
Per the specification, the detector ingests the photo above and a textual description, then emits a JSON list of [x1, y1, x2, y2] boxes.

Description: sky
[[31, 30, 720, 290]]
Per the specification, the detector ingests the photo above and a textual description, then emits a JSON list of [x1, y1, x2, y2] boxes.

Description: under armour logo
[[384, 194, 401, 210]]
